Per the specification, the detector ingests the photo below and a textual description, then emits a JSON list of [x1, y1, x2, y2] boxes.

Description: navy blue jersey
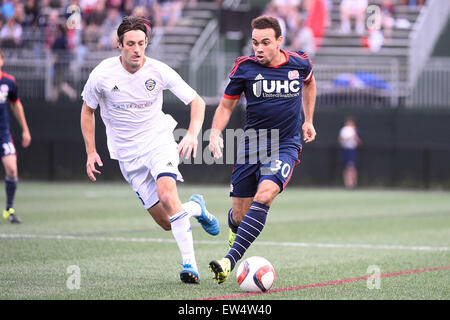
[[0, 72, 19, 135], [224, 50, 313, 144]]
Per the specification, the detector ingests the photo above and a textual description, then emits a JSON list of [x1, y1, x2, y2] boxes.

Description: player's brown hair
[[117, 16, 152, 45], [251, 16, 282, 39]]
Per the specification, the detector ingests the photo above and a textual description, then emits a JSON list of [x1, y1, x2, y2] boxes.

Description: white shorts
[[119, 138, 183, 209]]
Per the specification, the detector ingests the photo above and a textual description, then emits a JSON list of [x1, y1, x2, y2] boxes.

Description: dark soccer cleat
[[180, 264, 200, 284], [209, 258, 231, 284]]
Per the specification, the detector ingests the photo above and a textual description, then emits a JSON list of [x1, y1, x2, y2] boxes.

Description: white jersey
[[81, 56, 197, 161], [339, 125, 358, 149]]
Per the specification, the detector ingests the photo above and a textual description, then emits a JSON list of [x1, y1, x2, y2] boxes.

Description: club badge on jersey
[[0, 84, 9, 103], [145, 79, 156, 91]]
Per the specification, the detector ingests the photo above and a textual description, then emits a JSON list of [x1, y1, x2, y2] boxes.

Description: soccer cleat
[[228, 228, 236, 249], [209, 258, 231, 284], [3, 208, 21, 224], [189, 194, 220, 236], [179, 264, 200, 284]]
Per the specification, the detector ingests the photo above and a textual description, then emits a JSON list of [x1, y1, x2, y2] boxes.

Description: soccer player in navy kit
[[208, 16, 317, 283], [0, 49, 31, 224]]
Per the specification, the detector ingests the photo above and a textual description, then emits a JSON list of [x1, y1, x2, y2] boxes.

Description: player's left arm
[[302, 75, 317, 143], [177, 94, 206, 159], [10, 99, 31, 148]]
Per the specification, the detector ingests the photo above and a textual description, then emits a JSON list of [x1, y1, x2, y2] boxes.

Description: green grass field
[[0, 182, 449, 300]]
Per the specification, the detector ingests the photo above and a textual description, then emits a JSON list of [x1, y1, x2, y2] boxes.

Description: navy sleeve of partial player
[[224, 78, 244, 99], [223, 56, 250, 99], [7, 78, 19, 102]]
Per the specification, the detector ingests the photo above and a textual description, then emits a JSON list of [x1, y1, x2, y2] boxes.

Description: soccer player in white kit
[[80, 16, 219, 284]]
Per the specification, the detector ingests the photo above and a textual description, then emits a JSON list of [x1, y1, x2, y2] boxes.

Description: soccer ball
[[236, 256, 275, 292]]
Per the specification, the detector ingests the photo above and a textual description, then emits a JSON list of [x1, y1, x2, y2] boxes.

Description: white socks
[[169, 210, 198, 271], [169, 201, 203, 272]]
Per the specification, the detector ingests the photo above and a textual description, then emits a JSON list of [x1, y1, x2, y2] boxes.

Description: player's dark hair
[[251, 16, 282, 39], [117, 16, 152, 45]]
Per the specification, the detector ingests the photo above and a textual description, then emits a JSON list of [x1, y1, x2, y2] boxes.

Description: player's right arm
[[80, 101, 103, 181], [209, 97, 240, 159]]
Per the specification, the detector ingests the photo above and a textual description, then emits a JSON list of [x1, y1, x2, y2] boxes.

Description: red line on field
[[201, 265, 450, 300]]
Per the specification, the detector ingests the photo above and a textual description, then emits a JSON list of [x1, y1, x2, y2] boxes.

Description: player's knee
[[5, 168, 17, 178], [158, 193, 178, 212], [253, 189, 277, 206]]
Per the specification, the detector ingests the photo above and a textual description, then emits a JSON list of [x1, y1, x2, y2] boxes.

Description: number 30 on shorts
[[272, 160, 291, 178], [2, 142, 16, 156]]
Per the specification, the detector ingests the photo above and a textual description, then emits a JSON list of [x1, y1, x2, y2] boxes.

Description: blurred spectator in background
[[271, 0, 301, 46], [44, 9, 60, 49], [263, 1, 287, 47], [305, 0, 328, 48], [12, 1, 24, 25], [83, 0, 107, 49], [98, 7, 122, 49], [132, 4, 149, 17], [0, 17, 23, 48], [340, 0, 368, 35], [80, 0, 98, 16], [399, 0, 425, 8], [134, 0, 158, 24], [106, 0, 134, 15], [51, 24, 76, 100], [338, 117, 363, 189], [380, 0, 395, 42], [153, 0, 184, 28], [23, 0, 40, 28], [86, 0, 107, 27], [290, 13, 316, 56]]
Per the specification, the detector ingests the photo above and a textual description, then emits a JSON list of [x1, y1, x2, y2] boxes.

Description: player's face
[[251, 28, 282, 66], [118, 30, 148, 72]]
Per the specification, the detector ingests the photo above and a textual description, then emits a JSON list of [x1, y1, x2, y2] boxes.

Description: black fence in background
[[10, 99, 450, 189]]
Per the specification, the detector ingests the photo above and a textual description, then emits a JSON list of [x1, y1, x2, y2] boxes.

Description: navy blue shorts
[[0, 134, 16, 158], [341, 148, 357, 168], [230, 145, 302, 198]]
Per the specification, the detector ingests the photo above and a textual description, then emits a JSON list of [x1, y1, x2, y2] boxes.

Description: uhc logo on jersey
[[252, 73, 301, 98]]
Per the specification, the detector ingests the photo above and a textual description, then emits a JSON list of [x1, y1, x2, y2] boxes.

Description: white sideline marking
[[0, 233, 449, 252]]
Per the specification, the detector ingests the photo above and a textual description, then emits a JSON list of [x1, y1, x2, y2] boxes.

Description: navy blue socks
[[226, 202, 269, 270], [5, 176, 17, 210], [227, 208, 239, 233]]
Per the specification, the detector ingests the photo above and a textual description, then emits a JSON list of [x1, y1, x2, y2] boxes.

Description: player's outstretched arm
[[80, 101, 103, 181], [209, 97, 239, 159], [178, 94, 205, 159], [10, 99, 31, 148], [302, 75, 317, 143]]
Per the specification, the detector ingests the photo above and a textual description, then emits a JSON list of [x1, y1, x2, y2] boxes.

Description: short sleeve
[[163, 65, 197, 105], [224, 78, 245, 99], [223, 57, 247, 99], [299, 51, 313, 84], [81, 71, 102, 109], [7, 80, 19, 102]]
